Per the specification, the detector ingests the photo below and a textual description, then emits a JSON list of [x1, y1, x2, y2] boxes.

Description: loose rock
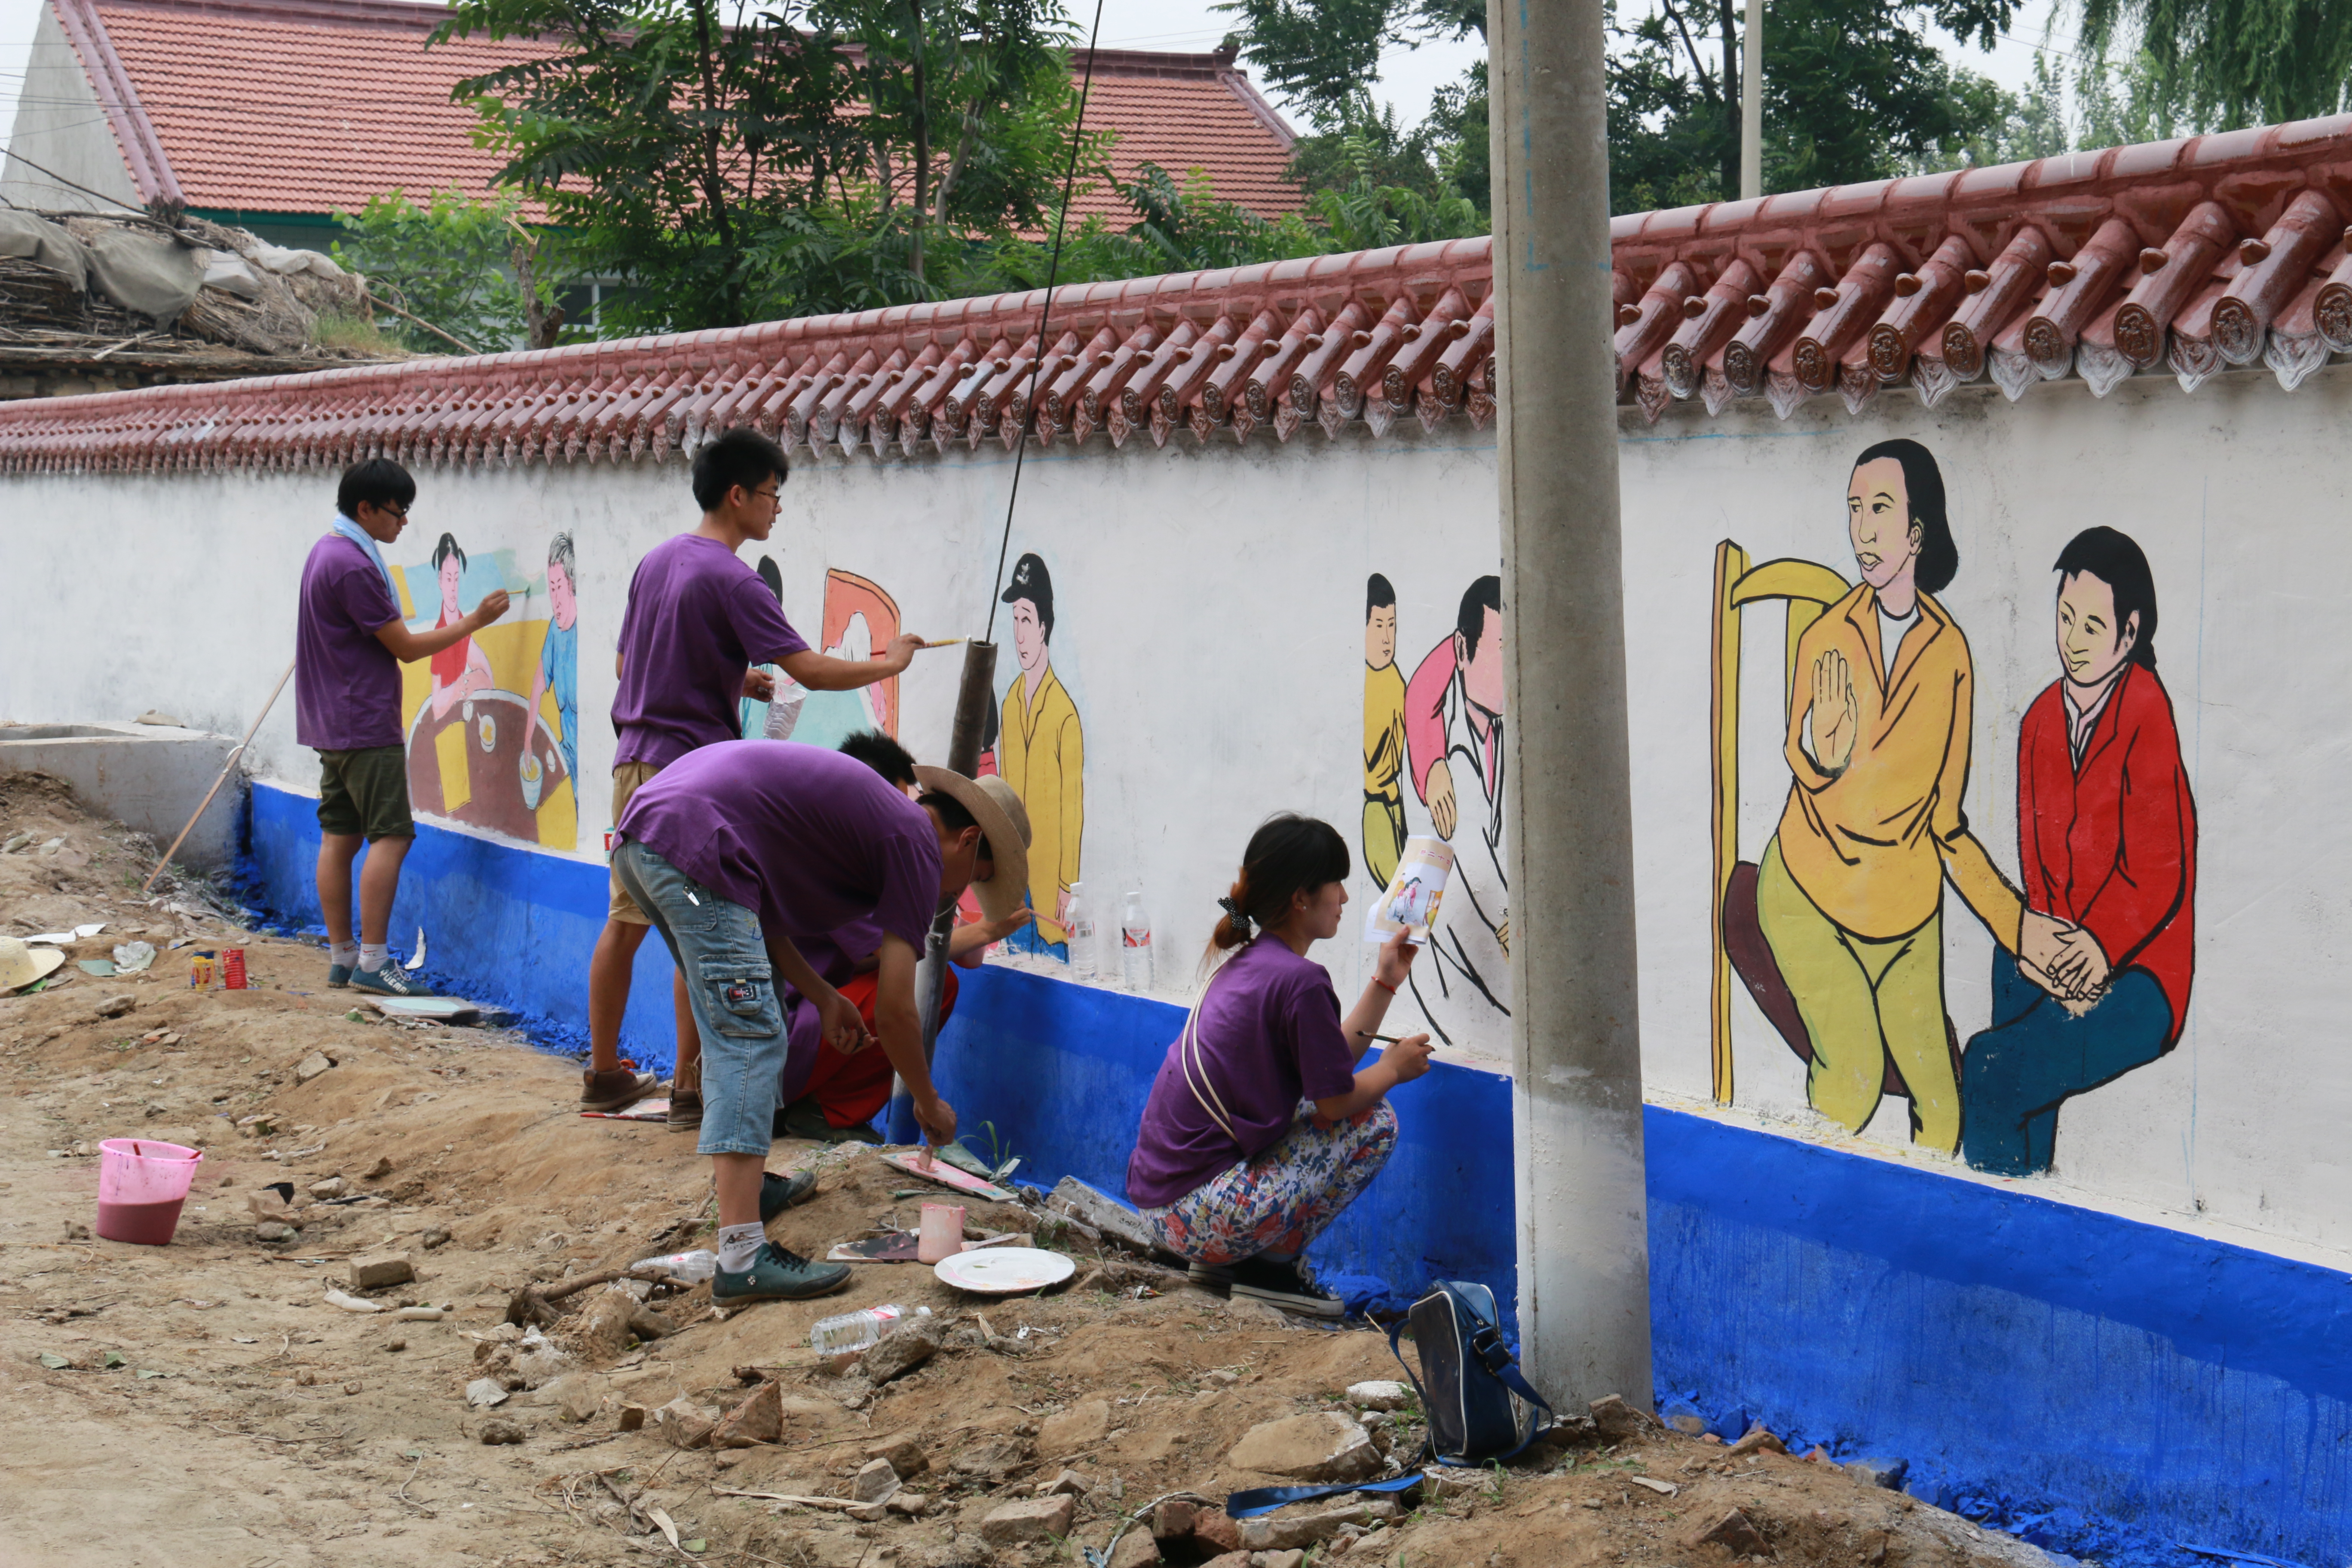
[[865, 1433, 927, 1477], [654, 1396, 717, 1449], [1844, 1456, 1910, 1490], [1257, 1552, 1305, 1568], [886, 1491, 929, 1517], [1044, 1467, 1091, 1496], [308, 1176, 349, 1200], [1237, 1501, 1400, 1552], [1345, 1379, 1410, 1410], [1727, 1427, 1787, 1457], [979, 1494, 1075, 1545], [1194, 1510, 1244, 1554], [421, 1226, 452, 1250], [478, 1417, 526, 1446], [294, 1051, 335, 1084], [1152, 1499, 1199, 1540], [1694, 1508, 1770, 1556], [616, 1404, 647, 1432], [1107, 1531, 1162, 1568], [364, 1155, 393, 1179], [94, 995, 138, 1019], [852, 1457, 900, 1502], [862, 1314, 946, 1383], [255, 1221, 295, 1243], [349, 1252, 415, 1291], [1227, 1412, 1382, 1482]]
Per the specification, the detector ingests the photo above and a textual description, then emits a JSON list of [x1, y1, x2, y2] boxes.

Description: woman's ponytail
[[1199, 813, 1351, 971]]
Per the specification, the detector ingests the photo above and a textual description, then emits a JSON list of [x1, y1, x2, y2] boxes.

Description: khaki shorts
[[317, 747, 414, 841], [607, 761, 665, 923]]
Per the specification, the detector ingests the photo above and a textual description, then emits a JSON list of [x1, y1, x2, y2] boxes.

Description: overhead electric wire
[[982, 0, 1108, 645]]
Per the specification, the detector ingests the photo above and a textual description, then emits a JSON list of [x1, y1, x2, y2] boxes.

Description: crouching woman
[[1126, 814, 1435, 1317]]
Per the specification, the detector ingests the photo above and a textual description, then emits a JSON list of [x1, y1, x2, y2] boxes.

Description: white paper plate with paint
[[931, 1246, 1075, 1295]]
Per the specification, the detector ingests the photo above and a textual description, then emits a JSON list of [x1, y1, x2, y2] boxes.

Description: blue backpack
[[1389, 1280, 1554, 1465]]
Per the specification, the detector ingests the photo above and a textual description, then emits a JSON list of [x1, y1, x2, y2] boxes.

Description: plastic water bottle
[[810, 1303, 932, 1355], [630, 1248, 718, 1283], [1064, 882, 1098, 980], [1121, 890, 1154, 992]]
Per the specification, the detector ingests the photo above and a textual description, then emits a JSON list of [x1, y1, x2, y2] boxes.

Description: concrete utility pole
[[1487, 0, 1655, 1409], [1741, 0, 1764, 200]]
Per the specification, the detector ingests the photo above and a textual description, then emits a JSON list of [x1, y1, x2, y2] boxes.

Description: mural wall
[[11, 370, 2352, 1268]]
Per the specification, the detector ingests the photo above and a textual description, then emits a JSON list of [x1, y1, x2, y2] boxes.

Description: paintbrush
[[919, 637, 968, 649]]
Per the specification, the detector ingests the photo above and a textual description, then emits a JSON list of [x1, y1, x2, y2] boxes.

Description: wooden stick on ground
[[143, 658, 294, 895]]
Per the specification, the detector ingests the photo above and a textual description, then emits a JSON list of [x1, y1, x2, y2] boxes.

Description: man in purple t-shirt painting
[[583, 430, 922, 1120], [612, 741, 1032, 1303], [295, 459, 509, 995]]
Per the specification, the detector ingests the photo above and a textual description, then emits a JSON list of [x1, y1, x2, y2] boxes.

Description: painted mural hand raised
[[1425, 759, 1459, 839], [1809, 649, 1859, 774]]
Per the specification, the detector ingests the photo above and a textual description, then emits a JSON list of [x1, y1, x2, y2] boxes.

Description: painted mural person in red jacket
[[1961, 527, 2196, 1176]]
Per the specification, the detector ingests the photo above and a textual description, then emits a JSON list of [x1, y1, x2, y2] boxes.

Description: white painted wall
[[4, 360, 2347, 1259]]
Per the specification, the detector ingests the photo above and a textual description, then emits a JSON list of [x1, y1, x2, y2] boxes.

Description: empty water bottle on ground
[[630, 1249, 718, 1283], [1064, 882, 1097, 980], [810, 1303, 932, 1355], [1121, 890, 1154, 991]]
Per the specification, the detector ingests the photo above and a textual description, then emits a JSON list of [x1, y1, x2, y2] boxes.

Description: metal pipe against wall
[[1487, 0, 1656, 1406], [1741, 0, 1764, 200]]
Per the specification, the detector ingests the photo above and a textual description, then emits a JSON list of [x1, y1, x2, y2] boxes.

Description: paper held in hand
[[1365, 836, 1454, 946]]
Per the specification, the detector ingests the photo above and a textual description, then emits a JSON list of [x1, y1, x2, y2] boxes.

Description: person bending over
[[1126, 814, 1434, 1317], [611, 740, 1016, 1303], [584, 428, 919, 1121], [772, 731, 1034, 1142]]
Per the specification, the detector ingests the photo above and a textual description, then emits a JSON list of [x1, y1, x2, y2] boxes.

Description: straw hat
[[0, 936, 64, 995], [912, 766, 1032, 924]]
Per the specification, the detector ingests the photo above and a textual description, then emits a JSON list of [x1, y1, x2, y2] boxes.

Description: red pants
[[801, 967, 960, 1127]]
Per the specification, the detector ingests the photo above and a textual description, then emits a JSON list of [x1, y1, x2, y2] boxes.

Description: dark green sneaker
[[758, 1169, 819, 1224], [712, 1241, 850, 1305], [350, 963, 429, 998], [327, 963, 352, 989]]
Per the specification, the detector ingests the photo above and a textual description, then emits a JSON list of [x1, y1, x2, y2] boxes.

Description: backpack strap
[[1225, 1472, 1423, 1519]]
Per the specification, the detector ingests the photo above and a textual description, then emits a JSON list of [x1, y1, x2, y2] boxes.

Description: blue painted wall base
[[242, 782, 2352, 1568]]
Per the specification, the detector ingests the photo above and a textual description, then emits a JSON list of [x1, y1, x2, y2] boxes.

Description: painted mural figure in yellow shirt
[[1363, 574, 1408, 889], [1755, 440, 2073, 1152], [998, 552, 1084, 951]]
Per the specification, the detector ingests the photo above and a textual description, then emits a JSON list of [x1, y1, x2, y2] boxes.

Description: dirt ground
[[0, 770, 2064, 1568]]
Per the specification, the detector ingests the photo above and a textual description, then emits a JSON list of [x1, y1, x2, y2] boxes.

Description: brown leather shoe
[[580, 1061, 656, 1113], [666, 1089, 704, 1130]]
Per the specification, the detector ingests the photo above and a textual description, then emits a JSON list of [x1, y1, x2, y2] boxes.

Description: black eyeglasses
[[380, 503, 410, 520], [750, 487, 781, 503]]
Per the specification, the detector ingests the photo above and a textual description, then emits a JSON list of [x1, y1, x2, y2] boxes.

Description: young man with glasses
[[299, 458, 509, 996], [583, 428, 920, 1118]]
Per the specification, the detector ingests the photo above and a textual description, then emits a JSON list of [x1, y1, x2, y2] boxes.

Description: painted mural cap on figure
[[911, 766, 1032, 925], [999, 554, 1050, 606]]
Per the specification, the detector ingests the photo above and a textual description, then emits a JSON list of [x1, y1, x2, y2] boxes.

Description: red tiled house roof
[[6, 117, 2352, 472], [44, 0, 1299, 222]]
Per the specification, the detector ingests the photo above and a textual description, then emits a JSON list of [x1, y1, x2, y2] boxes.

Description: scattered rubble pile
[[0, 208, 403, 384], [0, 770, 2076, 1567]]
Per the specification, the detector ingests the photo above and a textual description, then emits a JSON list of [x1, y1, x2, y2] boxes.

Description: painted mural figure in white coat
[[1403, 575, 1509, 1039]]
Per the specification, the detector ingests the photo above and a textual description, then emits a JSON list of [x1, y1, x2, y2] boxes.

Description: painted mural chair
[[1706, 542, 1963, 1108]]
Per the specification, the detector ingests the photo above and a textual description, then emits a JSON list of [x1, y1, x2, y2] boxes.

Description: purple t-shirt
[[1125, 937, 1360, 1208], [295, 532, 405, 752], [617, 741, 941, 947], [612, 534, 811, 769]]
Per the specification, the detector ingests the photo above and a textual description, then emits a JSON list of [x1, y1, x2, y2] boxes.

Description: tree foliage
[[330, 187, 562, 352], [2072, 0, 2352, 127], [432, 0, 1091, 332]]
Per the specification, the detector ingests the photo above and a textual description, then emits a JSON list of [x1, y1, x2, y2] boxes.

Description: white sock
[[717, 1222, 766, 1273], [329, 942, 359, 968], [358, 943, 389, 973]]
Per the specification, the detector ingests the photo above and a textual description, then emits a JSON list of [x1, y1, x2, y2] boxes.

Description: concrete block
[[980, 1494, 1075, 1544], [0, 722, 242, 872], [349, 1252, 414, 1291]]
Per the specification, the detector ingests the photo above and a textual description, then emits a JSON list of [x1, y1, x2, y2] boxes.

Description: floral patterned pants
[[1140, 1100, 1398, 1266]]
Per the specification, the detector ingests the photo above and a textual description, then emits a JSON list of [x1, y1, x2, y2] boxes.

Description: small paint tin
[[221, 948, 247, 989], [190, 952, 215, 990]]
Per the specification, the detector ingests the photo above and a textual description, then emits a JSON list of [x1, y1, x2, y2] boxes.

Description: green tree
[[432, 0, 1089, 332], [330, 187, 564, 353], [2071, 0, 2351, 128]]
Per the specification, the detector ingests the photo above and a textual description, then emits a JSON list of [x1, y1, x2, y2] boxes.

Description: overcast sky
[[0, 0, 2082, 201]]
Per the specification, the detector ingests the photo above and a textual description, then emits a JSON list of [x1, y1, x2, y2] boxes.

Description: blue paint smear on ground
[[236, 782, 2352, 1568]]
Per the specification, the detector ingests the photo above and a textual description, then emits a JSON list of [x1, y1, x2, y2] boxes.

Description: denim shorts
[[611, 839, 786, 1157]]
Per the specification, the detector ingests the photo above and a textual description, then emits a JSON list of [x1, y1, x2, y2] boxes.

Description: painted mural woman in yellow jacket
[[1756, 440, 2070, 1152]]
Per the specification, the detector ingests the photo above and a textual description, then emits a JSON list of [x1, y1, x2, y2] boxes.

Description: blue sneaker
[[712, 1241, 850, 1305], [758, 1169, 818, 1224], [349, 964, 429, 998], [327, 963, 352, 989]]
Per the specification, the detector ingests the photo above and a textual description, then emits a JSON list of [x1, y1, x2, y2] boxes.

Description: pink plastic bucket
[[95, 1139, 203, 1245]]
